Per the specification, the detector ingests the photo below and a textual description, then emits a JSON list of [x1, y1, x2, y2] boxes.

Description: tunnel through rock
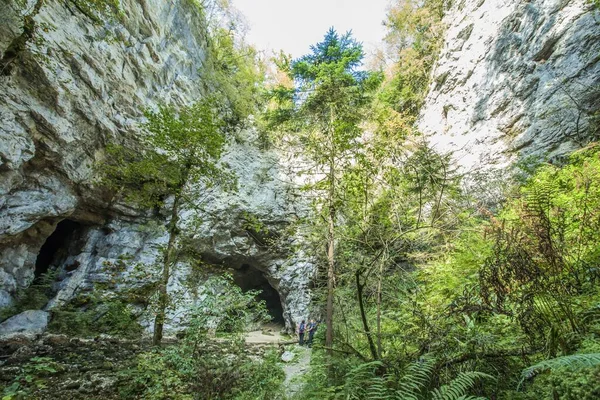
[[35, 219, 85, 279], [232, 264, 284, 324]]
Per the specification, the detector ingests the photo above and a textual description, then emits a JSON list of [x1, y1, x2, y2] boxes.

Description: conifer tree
[[265, 28, 381, 350]]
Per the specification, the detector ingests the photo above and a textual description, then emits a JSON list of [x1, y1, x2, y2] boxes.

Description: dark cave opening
[[233, 264, 284, 324], [35, 219, 83, 279]]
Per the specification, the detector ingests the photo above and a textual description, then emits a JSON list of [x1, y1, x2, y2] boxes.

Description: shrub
[[47, 293, 142, 338]]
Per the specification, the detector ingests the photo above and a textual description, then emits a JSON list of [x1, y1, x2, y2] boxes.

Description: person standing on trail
[[298, 320, 306, 346], [307, 319, 317, 347]]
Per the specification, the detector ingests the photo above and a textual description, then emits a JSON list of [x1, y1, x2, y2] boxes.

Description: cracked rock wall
[[419, 0, 600, 173], [0, 0, 314, 331]]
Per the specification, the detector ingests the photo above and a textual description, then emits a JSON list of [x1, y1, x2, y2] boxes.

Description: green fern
[[394, 358, 435, 399], [339, 361, 388, 400], [521, 353, 600, 380], [337, 359, 490, 400], [429, 371, 491, 400], [523, 180, 558, 214]]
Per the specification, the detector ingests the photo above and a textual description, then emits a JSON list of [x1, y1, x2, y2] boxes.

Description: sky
[[232, 0, 391, 60]]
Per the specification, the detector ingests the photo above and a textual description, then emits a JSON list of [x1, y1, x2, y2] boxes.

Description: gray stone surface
[[0, 310, 49, 340], [0, 0, 314, 334], [419, 0, 600, 173], [281, 350, 295, 363], [0, 0, 209, 298]]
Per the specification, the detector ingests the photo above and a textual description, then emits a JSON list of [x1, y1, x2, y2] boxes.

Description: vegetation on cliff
[[1, 0, 600, 399], [263, 1, 600, 399]]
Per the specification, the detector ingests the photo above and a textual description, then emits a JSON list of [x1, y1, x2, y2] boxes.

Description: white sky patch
[[232, 0, 390, 60]]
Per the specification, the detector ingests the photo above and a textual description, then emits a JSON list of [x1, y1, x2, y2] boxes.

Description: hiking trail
[[282, 345, 312, 397], [243, 323, 313, 397]]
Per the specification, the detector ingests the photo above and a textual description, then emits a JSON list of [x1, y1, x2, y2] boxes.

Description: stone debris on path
[[244, 329, 287, 344], [281, 351, 295, 362], [244, 323, 296, 345], [243, 324, 312, 397], [283, 345, 312, 398]]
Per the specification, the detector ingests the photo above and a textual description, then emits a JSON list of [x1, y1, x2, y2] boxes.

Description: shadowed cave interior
[[35, 220, 287, 324], [232, 263, 284, 325], [35, 219, 85, 279]]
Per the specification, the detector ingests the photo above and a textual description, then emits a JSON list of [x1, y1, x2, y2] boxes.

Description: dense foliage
[[3, 0, 599, 399], [290, 130, 600, 399], [118, 275, 283, 400], [195, 0, 266, 128], [279, 1, 600, 399]]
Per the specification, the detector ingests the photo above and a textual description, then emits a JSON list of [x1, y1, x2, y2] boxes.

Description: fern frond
[[521, 353, 600, 380], [340, 361, 389, 400], [430, 371, 492, 400], [392, 358, 435, 400], [523, 180, 558, 214]]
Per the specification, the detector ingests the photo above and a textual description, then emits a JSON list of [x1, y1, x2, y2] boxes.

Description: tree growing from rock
[[101, 98, 233, 345]]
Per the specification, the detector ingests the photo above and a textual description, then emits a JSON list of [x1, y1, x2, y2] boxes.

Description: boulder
[[0, 310, 50, 340], [281, 351, 295, 363]]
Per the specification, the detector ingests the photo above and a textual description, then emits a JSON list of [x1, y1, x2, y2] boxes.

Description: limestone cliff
[[0, 0, 313, 331], [419, 0, 600, 172], [2, 0, 599, 335]]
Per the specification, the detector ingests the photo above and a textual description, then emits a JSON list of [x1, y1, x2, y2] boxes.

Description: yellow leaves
[[374, 0, 447, 143], [384, 0, 444, 57]]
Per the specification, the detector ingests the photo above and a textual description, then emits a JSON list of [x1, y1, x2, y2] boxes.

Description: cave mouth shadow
[[35, 219, 85, 280], [232, 264, 284, 325]]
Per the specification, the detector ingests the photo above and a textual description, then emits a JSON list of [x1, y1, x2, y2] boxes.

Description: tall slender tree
[[102, 98, 232, 345], [265, 28, 381, 350]]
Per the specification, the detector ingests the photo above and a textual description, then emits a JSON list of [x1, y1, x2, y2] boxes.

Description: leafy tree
[[101, 98, 233, 345], [202, 26, 266, 129], [366, 0, 449, 145], [196, 0, 266, 129], [265, 28, 382, 351], [119, 275, 283, 400]]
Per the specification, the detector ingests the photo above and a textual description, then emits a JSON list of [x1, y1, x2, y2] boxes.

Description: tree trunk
[[356, 270, 379, 360], [325, 109, 336, 353], [325, 159, 335, 352], [152, 193, 181, 345], [376, 257, 383, 358]]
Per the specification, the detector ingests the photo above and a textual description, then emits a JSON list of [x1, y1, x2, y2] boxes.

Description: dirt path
[[282, 345, 312, 398], [244, 323, 288, 344], [242, 324, 312, 397]]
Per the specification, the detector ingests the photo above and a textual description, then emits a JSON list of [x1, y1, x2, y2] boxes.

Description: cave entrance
[[233, 264, 284, 324], [35, 219, 83, 279]]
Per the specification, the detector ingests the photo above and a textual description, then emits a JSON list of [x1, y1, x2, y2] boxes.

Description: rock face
[[0, 310, 49, 340], [0, 0, 314, 332], [419, 0, 600, 172], [0, 0, 207, 305]]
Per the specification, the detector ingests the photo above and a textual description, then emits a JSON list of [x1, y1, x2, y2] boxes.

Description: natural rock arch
[[231, 263, 285, 325]]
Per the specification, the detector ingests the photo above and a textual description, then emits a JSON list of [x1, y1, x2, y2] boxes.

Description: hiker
[[298, 320, 306, 345], [307, 319, 317, 347]]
